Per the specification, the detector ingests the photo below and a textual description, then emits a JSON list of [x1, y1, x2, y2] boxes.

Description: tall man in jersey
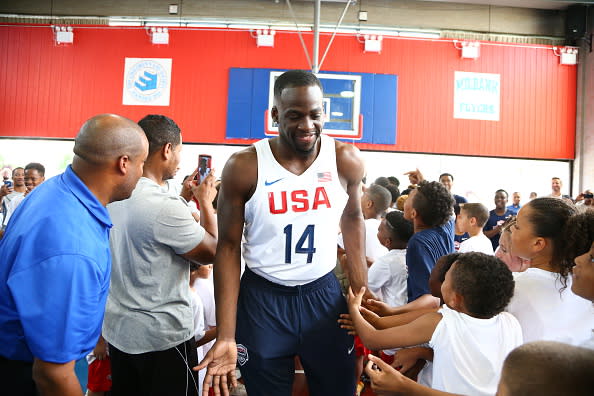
[[196, 70, 369, 395]]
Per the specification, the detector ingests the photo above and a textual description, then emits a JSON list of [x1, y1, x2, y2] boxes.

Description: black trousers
[[109, 338, 199, 396], [0, 355, 37, 396]]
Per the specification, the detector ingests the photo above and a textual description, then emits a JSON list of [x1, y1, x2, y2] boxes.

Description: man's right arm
[[195, 148, 257, 396], [181, 171, 219, 263], [32, 359, 82, 396]]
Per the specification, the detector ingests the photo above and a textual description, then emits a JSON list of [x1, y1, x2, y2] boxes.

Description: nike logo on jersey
[[265, 178, 284, 186], [348, 343, 355, 355]]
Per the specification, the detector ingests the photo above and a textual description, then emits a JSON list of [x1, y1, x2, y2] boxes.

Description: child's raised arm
[[348, 287, 441, 350]]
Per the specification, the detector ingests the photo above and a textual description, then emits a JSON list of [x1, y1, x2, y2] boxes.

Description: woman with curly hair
[[506, 197, 593, 345]]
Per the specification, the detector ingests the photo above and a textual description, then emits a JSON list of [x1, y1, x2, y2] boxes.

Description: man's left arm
[[336, 141, 368, 295]]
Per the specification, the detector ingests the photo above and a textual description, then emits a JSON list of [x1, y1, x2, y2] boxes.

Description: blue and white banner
[[122, 58, 172, 106], [454, 71, 500, 121]]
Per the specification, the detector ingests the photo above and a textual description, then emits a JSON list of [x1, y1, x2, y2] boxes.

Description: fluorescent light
[[398, 31, 440, 38], [108, 17, 142, 27]]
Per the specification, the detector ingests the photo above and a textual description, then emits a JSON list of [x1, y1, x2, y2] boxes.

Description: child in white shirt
[[457, 203, 494, 255], [349, 252, 522, 396]]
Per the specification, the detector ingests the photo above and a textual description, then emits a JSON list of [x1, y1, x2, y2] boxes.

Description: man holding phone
[[197, 70, 369, 396], [0, 167, 26, 229], [103, 114, 218, 396], [576, 189, 594, 212]]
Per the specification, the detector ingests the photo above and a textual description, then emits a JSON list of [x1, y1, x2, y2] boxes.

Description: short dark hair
[[502, 341, 594, 396], [373, 176, 390, 188], [387, 176, 400, 187], [526, 198, 577, 290], [413, 181, 454, 227], [451, 252, 515, 318], [12, 167, 24, 177], [495, 189, 508, 198], [385, 211, 414, 243], [274, 70, 323, 100], [25, 162, 45, 176], [434, 253, 461, 284], [138, 115, 181, 156], [439, 173, 454, 182], [460, 203, 489, 228], [384, 184, 400, 205], [367, 184, 392, 214]]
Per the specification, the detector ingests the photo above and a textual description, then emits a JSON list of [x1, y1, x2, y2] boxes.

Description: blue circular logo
[[125, 60, 168, 103]]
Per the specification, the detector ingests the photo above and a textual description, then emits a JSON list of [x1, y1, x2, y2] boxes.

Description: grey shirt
[[103, 177, 205, 353]]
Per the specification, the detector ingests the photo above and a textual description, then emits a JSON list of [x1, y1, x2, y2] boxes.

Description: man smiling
[[197, 70, 369, 396]]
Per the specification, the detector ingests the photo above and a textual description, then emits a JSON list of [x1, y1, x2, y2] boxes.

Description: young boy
[[457, 203, 494, 255], [364, 341, 594, 396], [349, 252, 522, 396], [368, 211, 413, 307]]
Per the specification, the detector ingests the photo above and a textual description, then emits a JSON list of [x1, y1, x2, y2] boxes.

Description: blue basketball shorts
[[236, 268, 356, 396]]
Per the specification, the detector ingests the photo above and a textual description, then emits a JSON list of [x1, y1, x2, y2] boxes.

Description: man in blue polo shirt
[[0, 114, 148, 396]]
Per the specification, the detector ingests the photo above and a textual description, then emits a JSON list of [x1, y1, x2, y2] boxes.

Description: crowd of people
[[0, 70, 593, 396]]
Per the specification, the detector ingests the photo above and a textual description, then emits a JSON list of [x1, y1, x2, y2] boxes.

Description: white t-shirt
[[2, 192, 25, 227], [193, 277, 216, 357], [338, 218, 388, 262], [506, 268, 594, 345], [190, 288, 206, 396], [367, 249, 407, 307], [458, 233, 494, 255], [430, 305, 522, 396]]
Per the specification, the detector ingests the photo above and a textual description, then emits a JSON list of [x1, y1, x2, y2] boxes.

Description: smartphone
[[3, 180, 12, 189], [197, 154, 212, 183]]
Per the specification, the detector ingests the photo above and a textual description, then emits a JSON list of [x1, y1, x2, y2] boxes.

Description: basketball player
[[196, 70, 369, 396]]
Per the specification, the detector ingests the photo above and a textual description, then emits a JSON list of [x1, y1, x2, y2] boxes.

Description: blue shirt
[[0, 166, 112, 363], [406, 218, 455, 302], [506, 204, 521, 215], [483, 209, 515, 250]]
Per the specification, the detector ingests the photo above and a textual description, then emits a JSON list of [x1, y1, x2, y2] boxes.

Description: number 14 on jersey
[[283, 224, 316, 264]]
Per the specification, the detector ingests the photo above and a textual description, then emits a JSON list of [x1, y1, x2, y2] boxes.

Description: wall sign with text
[[454, 71, 500, 121]]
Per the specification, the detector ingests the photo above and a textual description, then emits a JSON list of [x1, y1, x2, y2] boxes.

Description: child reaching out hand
[[348, 252, 522, 396]]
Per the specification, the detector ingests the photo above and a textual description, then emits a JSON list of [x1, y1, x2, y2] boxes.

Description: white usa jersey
[[243, 134, 348, 286]]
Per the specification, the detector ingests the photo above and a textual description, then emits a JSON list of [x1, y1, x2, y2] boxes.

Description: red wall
[[0, 25, 577, 159]]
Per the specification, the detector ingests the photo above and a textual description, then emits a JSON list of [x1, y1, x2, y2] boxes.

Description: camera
[[584, 193, 594, 199]]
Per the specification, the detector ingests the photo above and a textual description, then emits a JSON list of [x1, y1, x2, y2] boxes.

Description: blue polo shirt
[[406, 218, 455, 302], [0, 165, 112, 363]]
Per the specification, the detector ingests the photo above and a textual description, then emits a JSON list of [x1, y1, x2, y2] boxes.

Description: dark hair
[[373, 176, 390, 188], [564, 211, 594, 268], [439, 173, 454, 182], [385, 211, 414, 243], [460, 203, 489, 228], [502, 341, 594, 396], [387, 176, 400, 188], [367, 184, 392, 214], [526, 198, 577, 290], [495, 189, 509, 198], [384, 184, 400, 205], [274, 70, 323, 100], [434, 253, 461, 284], [12, 167, 24, 177], [451, 252, 515, 318], [413, 181, 454, 227], [138, 115, 181, 156], [25, 162, 45, 176]]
